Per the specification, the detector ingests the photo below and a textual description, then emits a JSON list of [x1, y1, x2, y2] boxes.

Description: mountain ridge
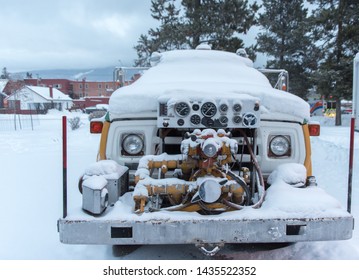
[[15, 66, 118, 82]]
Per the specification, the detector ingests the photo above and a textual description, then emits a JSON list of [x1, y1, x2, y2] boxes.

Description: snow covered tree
[[256, 0, 318, 98], [134, 0, 186, 66], [134, 0, 259, 66], [1, 67, 10, 79], [181, 0, 259, 51], [308, 0, 359, 125]]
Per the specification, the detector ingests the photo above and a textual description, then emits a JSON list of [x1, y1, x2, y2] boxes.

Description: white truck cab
[[58, 47, 353, 255]]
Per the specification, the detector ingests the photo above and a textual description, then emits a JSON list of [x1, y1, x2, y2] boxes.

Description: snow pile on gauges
[[84, 160, 128, 180], [109, 49, 310, 122]]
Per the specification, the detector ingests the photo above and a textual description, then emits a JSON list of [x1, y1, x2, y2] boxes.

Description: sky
[[0, 0, 262, 73], [0, 0, 158, 72]]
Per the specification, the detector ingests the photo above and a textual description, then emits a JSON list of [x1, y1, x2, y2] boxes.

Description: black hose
[[226, 170, 251, 206]]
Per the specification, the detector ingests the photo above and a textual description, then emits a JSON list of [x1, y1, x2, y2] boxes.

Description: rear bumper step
[[58, 216, 353, 245]]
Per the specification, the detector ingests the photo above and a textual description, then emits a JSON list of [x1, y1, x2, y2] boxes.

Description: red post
[[62, 116, 68, 218], [347, 116, 355, 213]]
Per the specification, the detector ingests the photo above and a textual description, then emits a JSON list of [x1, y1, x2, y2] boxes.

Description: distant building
[[23, 78, 117, 99], [4, 85, 73, 114], [0, 79, 8, 92], [0, 79, 9, 108], [71, 79, 116, 98], [24, 78, 74, 98], [1, 69, 144, 111]]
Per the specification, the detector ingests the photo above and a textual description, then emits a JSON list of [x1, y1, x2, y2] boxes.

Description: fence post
[[62, 116, 67, 218], [354, 53, 359, 131], [347, 116, 355, 213], [348, 53, 359, 213]]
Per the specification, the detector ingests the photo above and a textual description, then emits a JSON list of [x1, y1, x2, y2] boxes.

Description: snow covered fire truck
[[58, 45, 353, 256]]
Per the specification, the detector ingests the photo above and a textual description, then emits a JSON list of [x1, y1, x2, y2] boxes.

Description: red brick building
[[71, 79, 116, 99], [24, 78, 74, 97], [23, 78, 117, 99], [3, 70, 144, 110]]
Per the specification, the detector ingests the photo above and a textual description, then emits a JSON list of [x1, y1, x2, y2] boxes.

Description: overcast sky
[[1, 0, 263, 72], [0, 0, 158, 72]]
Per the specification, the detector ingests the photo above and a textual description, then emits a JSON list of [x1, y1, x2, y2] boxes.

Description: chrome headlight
[[122, 134, 144, 155], [269, 135, 291, 157]]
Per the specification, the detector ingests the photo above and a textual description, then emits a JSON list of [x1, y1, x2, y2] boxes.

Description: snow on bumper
[[58, 215, 353, 245], [58, 181, 354, 245]]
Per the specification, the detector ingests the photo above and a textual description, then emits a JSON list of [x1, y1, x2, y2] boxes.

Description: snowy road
[[0, 112, 358, 260]]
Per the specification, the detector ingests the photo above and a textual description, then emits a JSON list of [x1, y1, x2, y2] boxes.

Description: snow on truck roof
[[109, 49, 310, 122]]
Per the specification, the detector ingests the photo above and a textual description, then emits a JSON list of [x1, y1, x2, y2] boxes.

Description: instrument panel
[[158, 96, 260, 129]]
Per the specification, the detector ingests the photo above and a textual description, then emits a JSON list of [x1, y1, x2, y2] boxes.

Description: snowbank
[[311, 114, 352, 127]]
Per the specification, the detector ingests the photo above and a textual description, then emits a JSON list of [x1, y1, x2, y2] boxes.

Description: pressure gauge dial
[[219, 103, 228, 113], [233, 115, 242, 124], [219, 116, 228, 125], [201, 102, 217, 117], [190, 114, 201, 125], [175, 102, 190, 117], [233, 103, 242, 112]]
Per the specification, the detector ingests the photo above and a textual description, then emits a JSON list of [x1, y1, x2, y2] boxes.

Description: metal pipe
[[62, 116, 67, 218], [347, 116, 354, 213], [347, 53, 359, 213], [238, 129, 266, 208], [348, 53, 359, 212], [354, 53, 359, 131]]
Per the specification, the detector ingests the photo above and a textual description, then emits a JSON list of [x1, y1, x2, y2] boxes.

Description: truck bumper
[[58, 215, 353, 245]]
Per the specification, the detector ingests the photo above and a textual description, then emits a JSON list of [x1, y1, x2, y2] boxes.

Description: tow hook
[[196, 242, 224, 256]]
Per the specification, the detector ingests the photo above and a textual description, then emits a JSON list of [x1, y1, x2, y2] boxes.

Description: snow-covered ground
[[0, 111, 358, 260]]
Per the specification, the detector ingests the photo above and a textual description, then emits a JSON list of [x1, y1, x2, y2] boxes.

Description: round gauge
[[177, 119, 185, 126], [201, 102, 217, 117], [205, 119, 214, 127], [219, 116, 228, 125], [219, 103, 228, 112], [190, 114, 201, 125], [233, 103, 242, 112], [175, 102, 190, 117], [233, 115, 242, 124], [192, 104, 200, 111]]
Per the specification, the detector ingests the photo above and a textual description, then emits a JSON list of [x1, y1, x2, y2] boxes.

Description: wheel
[[78, 175, 84, 193], [112, 245, 141, 257]]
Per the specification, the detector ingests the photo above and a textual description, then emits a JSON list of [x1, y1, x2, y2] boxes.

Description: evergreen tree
[[256, 0, 317, 98], [134, 0, 185, 66], [308, 0, 359, 125], [1, 67, 10, 79], [181, 0, 258, 52], [134, 0, 259, 66]]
